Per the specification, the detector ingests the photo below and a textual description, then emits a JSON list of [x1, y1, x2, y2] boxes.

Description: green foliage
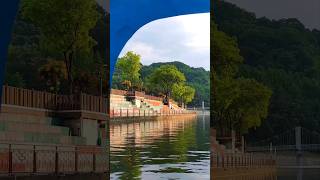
[[141, 61, 209, 107], [21, 0, 99, 93], [211, 19, 272, 133], [211, 23, 243, 78], [5, 1, 108, 96], [172, 84, 195, 107], [22, 0, 99, 54], [214, 0, 320, 139], [113, 52, 142, 90], [231, 79, 272, 133], [146, 65, 186, 99]]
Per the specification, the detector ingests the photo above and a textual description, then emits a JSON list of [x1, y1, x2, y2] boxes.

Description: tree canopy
[[113, 51, 142, 90], [214, 0, 320, 139], [21, 0, 99, 93], [141, 61, 209, 107], [211, 18, 272, 133], [146, 65, 186, 99], [172, 84, 195, 107], [5, 1, 108, 96]]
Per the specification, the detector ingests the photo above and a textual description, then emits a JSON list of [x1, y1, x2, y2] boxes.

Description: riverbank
[[110, 89, 195, 118], [110, 113, 197, 122], [211, 167, 276, 180]]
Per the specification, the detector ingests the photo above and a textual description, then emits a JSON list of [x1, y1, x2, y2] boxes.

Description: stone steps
[[0, 112, 87, 146], [0, 121, 69, 135], [0, 114, 52, 125], [0, 131, 86, 145]]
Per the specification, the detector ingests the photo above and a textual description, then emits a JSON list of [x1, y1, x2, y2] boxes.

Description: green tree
[[140, 61, 209, 107], [211, 20, 272, 133], [213, 0, 320, 140], [211, 22, 244, 127], [22, 0, 99, 94], [147, 65, 186, 102], [115, 51, 142, 90], [211, 23, 243, 78], [172, 84, 195, 108]]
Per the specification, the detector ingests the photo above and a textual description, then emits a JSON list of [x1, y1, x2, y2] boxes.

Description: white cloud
[[119, 13, 210, 70]]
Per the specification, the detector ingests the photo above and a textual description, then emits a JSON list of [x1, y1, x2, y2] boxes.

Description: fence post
[[55, 146, 58, 173], [80, 93, 83, 111], [295, 126, 302, 153], [9, 144, 12, 174], [33, 145, 36, 173], [93, 151, 96, 172], [75, 147, 78, 172]]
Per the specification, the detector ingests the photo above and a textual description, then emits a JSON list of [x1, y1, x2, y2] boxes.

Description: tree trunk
[[64, 51, 74, 95]]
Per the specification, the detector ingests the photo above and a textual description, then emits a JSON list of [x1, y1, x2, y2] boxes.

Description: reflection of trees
[[195, 116, 210, 150], [110, 116, 210, 177], [145, 124, 197, 164], [112, 131, 142, 179]]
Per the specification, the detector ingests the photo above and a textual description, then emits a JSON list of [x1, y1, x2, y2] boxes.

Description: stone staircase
[[0, 113, 86, 145], [140, 101, 162, 112], [110, 94, 159, 112]]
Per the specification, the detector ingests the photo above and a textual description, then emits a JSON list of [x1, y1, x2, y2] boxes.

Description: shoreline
[[211, 167, 276, 179], [109, 113, 199, 123]]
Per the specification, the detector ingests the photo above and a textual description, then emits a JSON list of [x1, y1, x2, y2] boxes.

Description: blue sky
[[119, 13, 210, 70]]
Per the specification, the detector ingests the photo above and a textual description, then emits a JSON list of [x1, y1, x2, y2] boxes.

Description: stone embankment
[[110, 89, 196, 119]]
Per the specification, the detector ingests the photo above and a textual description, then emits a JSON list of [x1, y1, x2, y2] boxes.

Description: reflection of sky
[[225, 0, 320, 30], [120, 13, 210, 70]]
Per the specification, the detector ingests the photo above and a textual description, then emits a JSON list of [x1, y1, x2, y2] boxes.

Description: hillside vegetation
[[214, 0, 320, 139]]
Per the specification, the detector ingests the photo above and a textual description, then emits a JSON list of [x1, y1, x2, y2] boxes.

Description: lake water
[[212, 168, 320, 180], [110, 114, 210, 180]]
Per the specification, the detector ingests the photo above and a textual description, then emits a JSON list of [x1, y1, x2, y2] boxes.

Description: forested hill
[[214, 0, 320, 74], [141, 62, 210, 107], [5, 3, 108, 95], [214, 0, 320, 139]]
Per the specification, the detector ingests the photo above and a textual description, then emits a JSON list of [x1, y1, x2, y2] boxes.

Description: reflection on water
[[212, 166, 320, 180], [212, 169, 277, 180], [277, 168, 320, 180], [110, 115, 210, 180]]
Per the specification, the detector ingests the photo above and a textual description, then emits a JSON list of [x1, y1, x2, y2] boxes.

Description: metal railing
[[211, 152, 275, 169], [0, 143, 108, 175], [110, 108, 196, 118]]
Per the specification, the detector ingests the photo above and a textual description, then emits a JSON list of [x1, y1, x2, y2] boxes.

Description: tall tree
[[211, 21, 272, 133], [114, 51, 142, 90], [140, 61, 209, 107], [147, 65, 186, 103], [22, 0, 99, 94], [172, 84, 195, 108]]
